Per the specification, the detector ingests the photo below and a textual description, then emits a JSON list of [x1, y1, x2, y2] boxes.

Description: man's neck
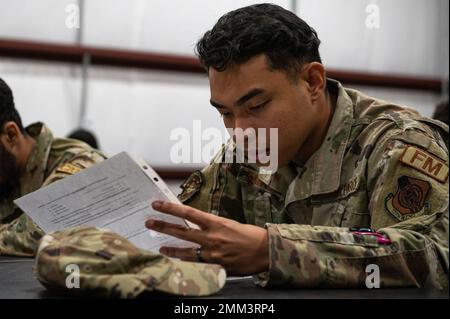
[[294, 91, 337, 165]]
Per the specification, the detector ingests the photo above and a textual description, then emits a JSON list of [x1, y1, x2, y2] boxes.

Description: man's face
[[209, 54, 320, 169], [0, 138, 20, 198]]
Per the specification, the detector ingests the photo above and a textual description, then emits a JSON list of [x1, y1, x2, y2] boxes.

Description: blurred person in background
[[433, 100, 449, 126], [68, 128, 100, 150], [0, 77, 106, 257]]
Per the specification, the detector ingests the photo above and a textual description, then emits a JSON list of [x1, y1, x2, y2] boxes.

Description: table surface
[[0, 256, 448, 299]]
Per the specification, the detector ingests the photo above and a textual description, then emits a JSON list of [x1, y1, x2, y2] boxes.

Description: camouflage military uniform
[[180, 79, 449, 289], [0, 122, 106, 257]]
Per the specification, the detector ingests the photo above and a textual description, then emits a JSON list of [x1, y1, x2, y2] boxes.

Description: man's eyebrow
[[210, 88, 266, 109], [234, 88, 265, 107], [210, 100, 224, 109]]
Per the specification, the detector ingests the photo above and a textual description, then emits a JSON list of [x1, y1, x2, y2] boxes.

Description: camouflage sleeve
[[255, 126, 449, 289], [0, 150, 105, 257]]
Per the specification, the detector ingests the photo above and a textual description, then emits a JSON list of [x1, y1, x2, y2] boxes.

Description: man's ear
[[1, 122, 22, 151], [302, 62, 326, 102]]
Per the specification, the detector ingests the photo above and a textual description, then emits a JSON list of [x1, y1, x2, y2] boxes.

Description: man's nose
[[233, 115, 253, 132]]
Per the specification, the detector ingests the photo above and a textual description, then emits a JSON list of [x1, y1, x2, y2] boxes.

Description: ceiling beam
[[0, 38, 443, 92]]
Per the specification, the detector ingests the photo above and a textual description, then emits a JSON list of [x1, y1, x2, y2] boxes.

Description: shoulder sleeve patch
[[385, 175, 431, 221], [178, 170, 203, 203], [55, 163, 82, 175], [400, 145, 449, 183]]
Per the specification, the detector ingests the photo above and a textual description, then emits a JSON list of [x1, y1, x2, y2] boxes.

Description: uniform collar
[[20, 122, 54, 197], [286, 79, 354, 202]]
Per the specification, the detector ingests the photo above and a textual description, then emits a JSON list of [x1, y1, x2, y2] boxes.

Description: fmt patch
[[55, 163, 82, 175], [385, 175, 430, 221], [400, 146, 449, 183]]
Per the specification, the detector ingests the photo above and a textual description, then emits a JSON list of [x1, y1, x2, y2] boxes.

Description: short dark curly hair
[[196, 3, 321, 81], [0, 77, 25, 133]]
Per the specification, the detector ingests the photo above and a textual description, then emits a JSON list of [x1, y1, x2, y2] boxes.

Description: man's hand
[[145, 200, 269, 276]]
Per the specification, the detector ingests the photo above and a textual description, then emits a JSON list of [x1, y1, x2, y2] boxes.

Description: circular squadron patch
[[385, 175, 431, 221]]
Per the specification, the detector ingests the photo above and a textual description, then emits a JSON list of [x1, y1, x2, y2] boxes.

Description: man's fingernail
[[146, 219, 155, 228], [152, 201, 162, 209]]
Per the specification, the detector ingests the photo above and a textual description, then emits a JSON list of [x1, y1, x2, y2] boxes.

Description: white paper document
[[14, 152, 198, 252]]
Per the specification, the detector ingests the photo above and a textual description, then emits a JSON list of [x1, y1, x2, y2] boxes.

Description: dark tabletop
[[0, 256, 448, 299]]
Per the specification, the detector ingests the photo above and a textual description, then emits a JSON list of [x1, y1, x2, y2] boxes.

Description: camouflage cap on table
[[34, 226, 227, 298]]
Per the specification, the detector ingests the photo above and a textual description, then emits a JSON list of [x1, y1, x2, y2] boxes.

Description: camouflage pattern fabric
[[35, 226, 227, 298]]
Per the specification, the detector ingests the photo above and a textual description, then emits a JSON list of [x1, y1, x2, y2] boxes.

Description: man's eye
[[250, 100, 270, 112], [221, 112, 232, 117]]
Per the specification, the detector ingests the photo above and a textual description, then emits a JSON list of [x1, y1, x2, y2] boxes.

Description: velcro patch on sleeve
[[400, 145, 449, 183], [55, 163, 82, 175], [178, 170, 203, 203]]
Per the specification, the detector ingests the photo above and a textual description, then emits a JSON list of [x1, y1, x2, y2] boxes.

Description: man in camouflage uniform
[[144, 4, 449, 289], [0, 77, 106, 257]]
